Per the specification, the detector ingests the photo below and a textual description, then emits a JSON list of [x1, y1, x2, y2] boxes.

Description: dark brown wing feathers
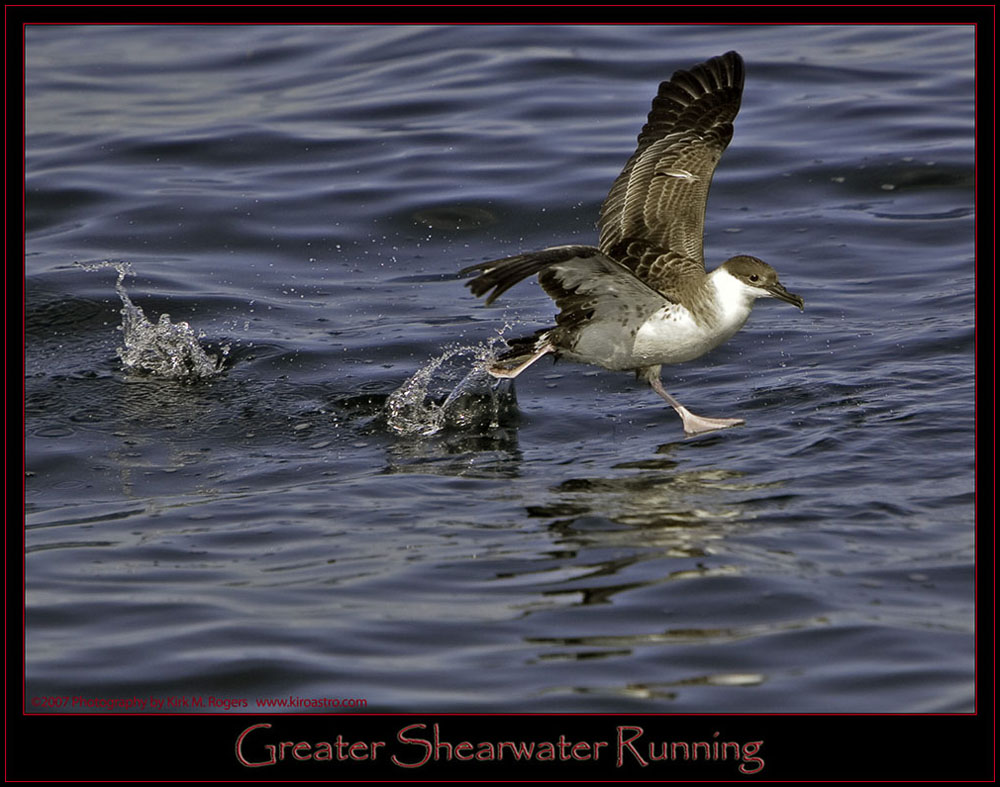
[[598, 51, 744, 287]]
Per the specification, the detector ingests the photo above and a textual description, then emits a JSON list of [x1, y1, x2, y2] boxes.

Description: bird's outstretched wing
[[598, 51, 744, 291]]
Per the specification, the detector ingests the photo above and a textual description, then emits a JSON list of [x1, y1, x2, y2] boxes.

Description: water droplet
[[78, 260, 224, 381]]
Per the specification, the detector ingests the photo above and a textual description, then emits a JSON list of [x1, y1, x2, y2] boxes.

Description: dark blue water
[[25, 25, 974, 714]]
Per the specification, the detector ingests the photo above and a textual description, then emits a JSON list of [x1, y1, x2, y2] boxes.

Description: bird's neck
[[704, 266, 755, 337]]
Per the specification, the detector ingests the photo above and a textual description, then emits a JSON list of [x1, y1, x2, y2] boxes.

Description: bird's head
[[720, 255, 804, 311]]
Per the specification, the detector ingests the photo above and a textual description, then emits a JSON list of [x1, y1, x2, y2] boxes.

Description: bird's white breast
[[631, 271, 756, 366], [632, 303, 723, 364]]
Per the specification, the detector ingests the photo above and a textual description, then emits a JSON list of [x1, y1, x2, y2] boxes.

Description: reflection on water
[[527, 445, 780, 540], [383, 430, 524, 479]]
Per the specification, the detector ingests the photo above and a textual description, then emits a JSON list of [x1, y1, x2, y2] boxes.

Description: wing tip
[[667, 50, 745, 95]]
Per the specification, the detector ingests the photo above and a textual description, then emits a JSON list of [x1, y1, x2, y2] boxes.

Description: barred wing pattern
[[598, 51, 744, 294]]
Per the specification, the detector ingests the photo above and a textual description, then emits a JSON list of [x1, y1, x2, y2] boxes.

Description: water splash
[[384, 340, 517, 436], [78, 260, 227, 381]]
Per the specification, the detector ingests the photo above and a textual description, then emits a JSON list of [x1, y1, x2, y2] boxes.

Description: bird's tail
[[460, 245, 602, 305]]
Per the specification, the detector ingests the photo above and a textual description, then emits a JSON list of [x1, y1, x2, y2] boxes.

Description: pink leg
[[647, 374, 745, 436], [488, 342, 555, 379]]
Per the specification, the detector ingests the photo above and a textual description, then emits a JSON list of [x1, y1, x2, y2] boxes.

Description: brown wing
[[598, 51, 744, 288]]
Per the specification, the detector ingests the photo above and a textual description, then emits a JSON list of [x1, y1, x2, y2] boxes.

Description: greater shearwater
[[461, 51, 804, 436]]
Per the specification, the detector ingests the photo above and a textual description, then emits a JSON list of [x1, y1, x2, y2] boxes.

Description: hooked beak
[[767, 282, 805, 311]]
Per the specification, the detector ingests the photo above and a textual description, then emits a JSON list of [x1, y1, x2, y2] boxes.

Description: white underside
[[635, 269, 761, 365], [565, 269, 758, 370], [631, 303, 729, 365]]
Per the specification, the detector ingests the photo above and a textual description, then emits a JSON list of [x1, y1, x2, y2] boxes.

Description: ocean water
[[24, 24, 975, 716]]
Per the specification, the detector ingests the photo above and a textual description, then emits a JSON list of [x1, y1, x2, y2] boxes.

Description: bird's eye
[[749, 274, 759, 282]]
